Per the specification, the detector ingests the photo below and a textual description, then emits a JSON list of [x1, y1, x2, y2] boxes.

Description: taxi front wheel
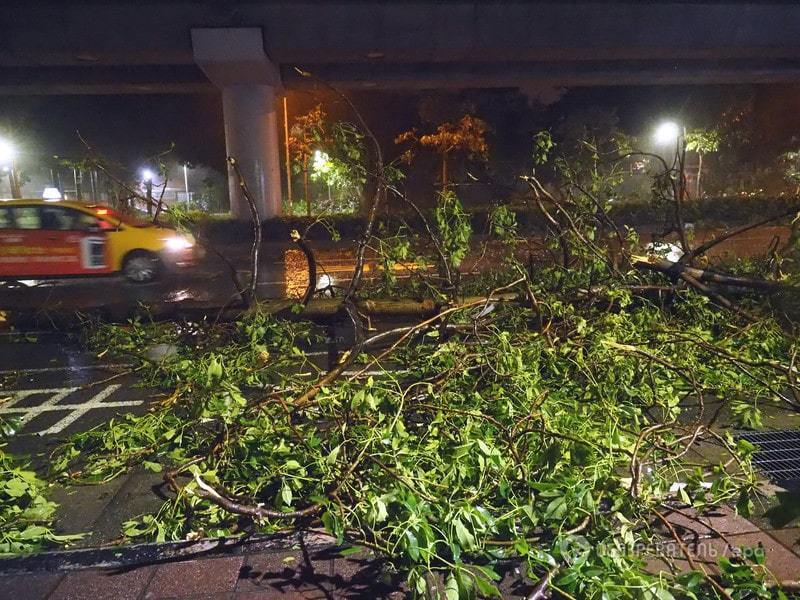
[[122, 251, 161, 283]]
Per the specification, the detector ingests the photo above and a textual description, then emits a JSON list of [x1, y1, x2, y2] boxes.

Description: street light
[[0, 139, 15, 165], [0, 138, 21, 199], [141, 168, 155, 216], [653, 121, 681, 146]]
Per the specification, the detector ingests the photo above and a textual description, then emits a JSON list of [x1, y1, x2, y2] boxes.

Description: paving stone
[[48, 566, 153, 600], [144, 556, 244, 599], [764, 527, 800, 554], [329, 551, 405, 599], [661, 505, 760, 537], [236, 551, 333, 596], [0, 572, 64, 599], [707, 531, 800, 582], [644, 555, 718, 577], [235, 592, 322, 599]]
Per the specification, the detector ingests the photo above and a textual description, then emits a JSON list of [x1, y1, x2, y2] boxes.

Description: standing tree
[[395, 114, 489, 189], [288, 104, 328, 216], [685, 127, 720, 199], [309, 122, 367, 214], [780, 148, 800, 195]]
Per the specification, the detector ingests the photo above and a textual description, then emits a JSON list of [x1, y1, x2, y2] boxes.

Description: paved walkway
[[1, 505, 798, 599], [0, 544, 405, 600]]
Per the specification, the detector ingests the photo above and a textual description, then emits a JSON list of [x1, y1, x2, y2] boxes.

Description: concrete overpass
[[3, 1, 800, 217]]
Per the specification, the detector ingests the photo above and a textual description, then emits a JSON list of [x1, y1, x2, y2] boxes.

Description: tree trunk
[[360, 172, 377, 218], [283, 97, 293, 217], [441, 153, 448, 190], [696, 153, 703, 199], [303, 159, 311, 217]]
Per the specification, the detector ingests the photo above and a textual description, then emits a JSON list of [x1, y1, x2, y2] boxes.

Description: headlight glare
[[164, 236, 194, 252]]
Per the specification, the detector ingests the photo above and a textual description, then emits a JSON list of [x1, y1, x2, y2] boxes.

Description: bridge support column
[[220, 84, 282, 219], [192, 27, 283, 220]]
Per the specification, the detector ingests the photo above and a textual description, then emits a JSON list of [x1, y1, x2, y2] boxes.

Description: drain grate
[[737, 429, 800, 481]]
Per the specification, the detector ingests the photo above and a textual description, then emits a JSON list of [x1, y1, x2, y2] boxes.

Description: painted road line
[[0, 363, 133, 376], [1, 388, 78, 406], [37, 384, 124, 435], [10, 388, 80, 427], [0, 384, 144, 435]]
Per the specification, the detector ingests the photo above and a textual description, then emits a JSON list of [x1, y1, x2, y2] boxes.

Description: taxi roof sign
[[42, 187, 62, 201]]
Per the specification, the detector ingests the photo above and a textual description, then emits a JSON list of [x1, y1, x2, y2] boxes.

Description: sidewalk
[[0, 537, 406, 600], [1, 505, 798, 600]]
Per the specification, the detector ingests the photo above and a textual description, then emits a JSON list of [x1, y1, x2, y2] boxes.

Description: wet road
[[0, 226, 789, 320], [0, 241, 366, 319], [0, 331, 151, 458]]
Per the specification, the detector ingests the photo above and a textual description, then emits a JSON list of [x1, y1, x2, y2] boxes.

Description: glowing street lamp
[[312, 150, 333, 204], [0, 139, 15, 165], [141, 168, 155, 182], [312, 149, 331, 174], [653, 121, 681, 146], [0, 138, 21, 199]]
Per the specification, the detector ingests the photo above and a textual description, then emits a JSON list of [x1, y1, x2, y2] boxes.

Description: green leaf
[[326, 445, 341, 465], [471, 569, 501, 598], [453, 517, 475, 550], [281, 482, 293, 506], [404, 529, 420, 560], [445, 572, 459, 600], [143, 461, 162, 473]]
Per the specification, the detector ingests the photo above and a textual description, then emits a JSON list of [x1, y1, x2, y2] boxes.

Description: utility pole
[[283, 95, 293, 216]]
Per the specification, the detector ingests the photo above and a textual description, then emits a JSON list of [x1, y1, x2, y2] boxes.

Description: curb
[[0, 531, 339, 575]]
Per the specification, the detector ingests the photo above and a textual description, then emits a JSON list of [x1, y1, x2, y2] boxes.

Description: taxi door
[[38, 205, 112, 276], [0, 205, 111, 278], [0, 204, 56, 277]]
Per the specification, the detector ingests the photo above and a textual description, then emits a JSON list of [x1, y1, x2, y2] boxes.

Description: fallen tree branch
[[290, 229, 317, 307], [227, 157, 262, 307], [632, 254, 787, 292], [679, 271, 759, 322], [682, 208, 798, 263]]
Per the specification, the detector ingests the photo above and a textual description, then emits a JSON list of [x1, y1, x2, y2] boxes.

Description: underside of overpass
[[3, 1, 800, 217]]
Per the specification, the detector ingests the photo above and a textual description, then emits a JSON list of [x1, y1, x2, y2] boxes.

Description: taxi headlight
[[164, 236, 194, 252]]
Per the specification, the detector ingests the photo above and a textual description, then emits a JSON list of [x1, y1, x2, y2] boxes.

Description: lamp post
[[653, 120, 690, 251], [142, 168, 154, 216], [0, 139, 21, 199], [182, 163, 190, 202]]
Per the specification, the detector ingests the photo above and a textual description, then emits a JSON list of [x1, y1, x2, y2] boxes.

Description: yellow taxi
[[0, 199, 197, 283]]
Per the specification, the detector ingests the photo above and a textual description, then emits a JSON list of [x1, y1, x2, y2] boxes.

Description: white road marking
[[0, 363, 133, 376], [0, 384, 144, 435]]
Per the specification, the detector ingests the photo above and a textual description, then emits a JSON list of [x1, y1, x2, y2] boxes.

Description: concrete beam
[[2, 2, 800, 95], [3, 2, 800, 69]]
